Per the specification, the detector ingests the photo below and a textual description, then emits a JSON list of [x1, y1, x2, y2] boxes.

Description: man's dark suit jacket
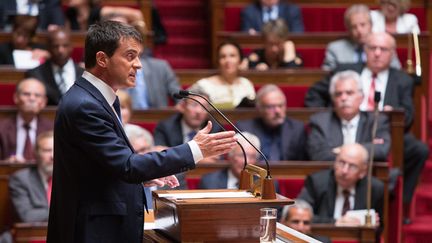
[[26, 59, 85, 105], [298, 169, 384, 226], [308, 111, 390, 161], [240, 2, 304, 33], [9, 167, 49, 222], [0, 114, 53, 160], [236, 118, 307, 160], [304, 64, 415, 129], [47, 77, 196, 243]]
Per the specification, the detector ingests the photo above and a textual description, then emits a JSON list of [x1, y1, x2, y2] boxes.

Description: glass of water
[[260, 208, 277, 243]]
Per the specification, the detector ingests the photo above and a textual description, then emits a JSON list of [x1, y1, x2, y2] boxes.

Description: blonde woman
[[371, 0, 420, 34]]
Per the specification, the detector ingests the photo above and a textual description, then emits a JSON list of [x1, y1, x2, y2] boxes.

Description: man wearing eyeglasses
[[236, 84, 307, 161], [298, 143, 384, 227]]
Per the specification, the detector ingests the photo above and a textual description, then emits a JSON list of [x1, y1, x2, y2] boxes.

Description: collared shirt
[[341, 114, 360, 145], [52, 59, 75, 94], [16, 0, 39, 16], [226, 169, 239, 189], [82, 71, 203, 163], [263, 5, 279, 23], [334, 186, 355, 219], [360, 68, 389, 111], [16, 115, 37, 160], [38, 168, 50, 192]]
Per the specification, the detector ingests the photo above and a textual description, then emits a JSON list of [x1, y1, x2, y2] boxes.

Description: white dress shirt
[[341, 114, 360, 145], [16, 0, 39, 16], [334, 186, 355, 219], [226, 170, 239, 189], [360, 68, 389, 111], [53, 59, 76, 95], [15, 115, 37, 160]]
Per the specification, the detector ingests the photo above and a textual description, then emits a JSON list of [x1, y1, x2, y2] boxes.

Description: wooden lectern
[[152, 189, 293, 242]]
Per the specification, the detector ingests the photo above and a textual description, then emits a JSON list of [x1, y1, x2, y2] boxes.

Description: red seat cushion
[[0, 84, 16, 105]]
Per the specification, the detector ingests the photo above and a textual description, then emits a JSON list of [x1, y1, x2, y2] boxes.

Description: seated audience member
[[308, 70, 390, 161], [190, 40, 256, 109], [240, 0, 304, 34], [0, 15, 49, 67], [26, 27, 85, 105], [9, 130, 53, 223], [236, 84, 307, 161], [0, 78, 52, 163], [322, 4, 401, 71], [306, 32, 428, 221], [280, 199, 331, 243], [371, 0, 420, 34], [245, 19, 303, 70], [198, 132, 260, 189], [299, 143, 384, 227]]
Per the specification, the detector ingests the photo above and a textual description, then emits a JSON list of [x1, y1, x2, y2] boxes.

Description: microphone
[[365, 91, 381, 226], [175, 90, 276, 199]]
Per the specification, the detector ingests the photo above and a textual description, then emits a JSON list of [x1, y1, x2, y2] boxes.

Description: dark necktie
[[113, 96, 122, 122], [341, 189, 351, 216], [23, 123, 34, 161], [356, 46, 364, 64]]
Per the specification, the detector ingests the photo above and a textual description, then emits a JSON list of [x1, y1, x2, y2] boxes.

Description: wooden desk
[[311, 224, 377, 243], [12, 222, 47, 243]]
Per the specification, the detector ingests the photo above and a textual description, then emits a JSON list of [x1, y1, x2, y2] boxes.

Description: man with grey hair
[[124, 125, 155, 155], [237, 84, 307, 161], [322, 4, 400, 71], [307, 70, 390, 161]]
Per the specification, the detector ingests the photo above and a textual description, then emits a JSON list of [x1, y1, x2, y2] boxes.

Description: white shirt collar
[[341, 113, 360, 127], [227, 169, 239, 189], [82, 71, 117, 106], [17, 114, 37, 130]]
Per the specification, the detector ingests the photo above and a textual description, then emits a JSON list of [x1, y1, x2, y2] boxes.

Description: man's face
[[285, 208, 312, 235], [348, 12, 372, 45], [130, 137, 151, 155], [365, 34, 394, 74], [12, 28, 31, 49], [258, 91, 286, 128], [49, 31, 73, 67], [180, 97, 208, 129], [333, 79, 363, 121], [36, 136, 54, 177], [104, 38, 142, 90], [334, 147, 367, 189], [228, 144, 258, 178], [14, 80, 47, 115], [261, 0, 279, 7]]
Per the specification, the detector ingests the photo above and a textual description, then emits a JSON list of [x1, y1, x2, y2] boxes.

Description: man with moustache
[[0, 78, 52, 163], [307, 70, 390, 161]]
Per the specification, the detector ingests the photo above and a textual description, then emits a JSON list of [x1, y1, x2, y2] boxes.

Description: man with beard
[[236, 84, 307, 161], [0, 78, 53, 163], [307, 70, 390, 161]]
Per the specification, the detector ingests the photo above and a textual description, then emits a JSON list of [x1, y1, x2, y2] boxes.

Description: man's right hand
[[193, 121, 237, 159]]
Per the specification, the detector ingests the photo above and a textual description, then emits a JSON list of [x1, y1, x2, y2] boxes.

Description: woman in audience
[[244, 19, 303, 70], [371, 0, 420, 34], [190, 40, 256, 109]]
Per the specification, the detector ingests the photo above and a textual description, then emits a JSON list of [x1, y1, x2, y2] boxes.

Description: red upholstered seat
[[0, 84, 16, 106]]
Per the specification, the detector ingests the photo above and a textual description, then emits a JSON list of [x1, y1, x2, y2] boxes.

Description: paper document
[[157, 191, 255, 199], [345, 209, 376, 226], [12, 50, 41, 69]]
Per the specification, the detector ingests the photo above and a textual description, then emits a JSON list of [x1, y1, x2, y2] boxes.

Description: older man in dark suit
[[0, 78, 52, 163], [46, 21, 237, 243]]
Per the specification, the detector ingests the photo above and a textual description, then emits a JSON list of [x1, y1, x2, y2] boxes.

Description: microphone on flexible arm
[[365, 91, 381, 226], [175, 90, 276, 199]]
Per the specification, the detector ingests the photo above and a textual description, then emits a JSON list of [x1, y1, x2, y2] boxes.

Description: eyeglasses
[[18, 91, 45, 99], [365, 45, 392, 53], [334, 160, 360, 173]]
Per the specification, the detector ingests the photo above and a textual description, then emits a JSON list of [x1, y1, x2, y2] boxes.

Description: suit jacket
[[240, 2, 304, 33], [304, 64, 415, 129], [308, 111, 390, 161], [47, 77, 196, 243], [298, 169, 384, 225], [236, 117, 307, 160], [198, 168, 229, 189], [9, 167, 49, 222], [128, 57, 180, 109], [26, 59, 84, 105], [0, 114, 53, 160], [322, 38, 401, 71]]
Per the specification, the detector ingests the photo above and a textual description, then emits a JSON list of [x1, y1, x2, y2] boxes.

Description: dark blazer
[[307, 111, 391, 161], [236, 117, 307, 160], [0, 114, 53, 160], [304, 64, 415, 129], [298, 169, 384, 226], [47, 77, 196, 243], [240, 2, 304, 33], [9, 167, 49, 222], [26, 59, 84, 105]]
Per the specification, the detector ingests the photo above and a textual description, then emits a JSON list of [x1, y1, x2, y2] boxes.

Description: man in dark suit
[[299, 143, 384, 227], [46, 21, 237, 243], [9, 130, 53, 223], [0, 78, 52, 163], [305, 32, 428, 222], [308, 70, 390, 161], [241, 0, 304, 34], [26, 27, 84, 105], [237, 84, 307, 161]]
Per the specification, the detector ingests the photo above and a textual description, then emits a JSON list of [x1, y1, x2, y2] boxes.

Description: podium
[[152, 189, 293, 242]]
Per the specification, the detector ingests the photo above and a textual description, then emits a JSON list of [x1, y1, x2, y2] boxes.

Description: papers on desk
[[13, 50, 41, 69], [157, 191, 255, 199], [346, 209, 376, 226]]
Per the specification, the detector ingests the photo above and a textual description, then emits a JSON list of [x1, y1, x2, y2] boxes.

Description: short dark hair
[[84, 21, 143, 68], [217, 39, 244, 60]]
